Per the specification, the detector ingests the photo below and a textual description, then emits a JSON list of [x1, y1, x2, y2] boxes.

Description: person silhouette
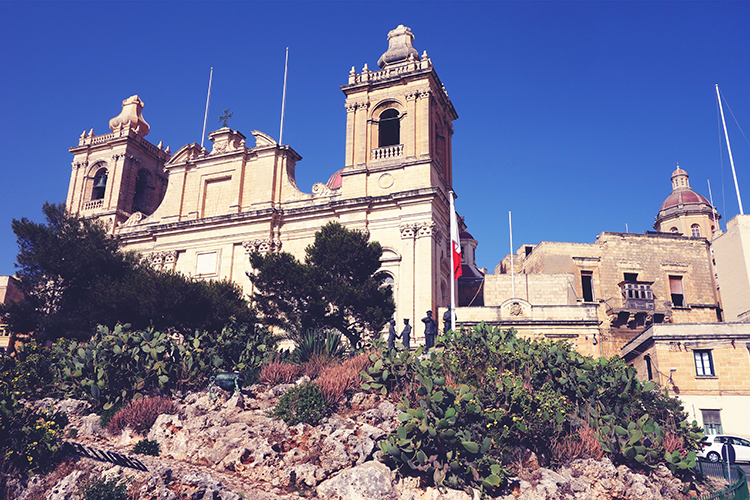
[[387, 318, 398, 350], [401, 319, 411, 350], [422, 310, 437, 350], [443, 304, 452, 334]]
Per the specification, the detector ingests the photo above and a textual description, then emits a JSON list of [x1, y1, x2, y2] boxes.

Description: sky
[[2, 1, 750, 276]]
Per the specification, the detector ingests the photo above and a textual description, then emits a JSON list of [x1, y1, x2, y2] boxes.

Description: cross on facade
[[219, 109, 233, 128]]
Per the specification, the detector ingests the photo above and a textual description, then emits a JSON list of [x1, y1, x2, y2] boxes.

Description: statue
[[443, 304, 452, 334], [422, 310, 437, 350], [401, 319, 411, 350], [387, 318, 398, 350]]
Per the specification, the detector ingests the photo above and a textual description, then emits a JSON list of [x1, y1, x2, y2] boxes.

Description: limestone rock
[[317, 460, 395, 500]]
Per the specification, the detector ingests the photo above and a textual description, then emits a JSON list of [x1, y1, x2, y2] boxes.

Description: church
[[65, 25, 460, 344]]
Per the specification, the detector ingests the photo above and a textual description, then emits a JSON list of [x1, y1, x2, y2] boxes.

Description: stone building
[[65, 25, 462, 344], [622, 323, 750, 437], [451, 167, 723, 358], [0, 276, 23, 352], [712, 214, 750, 322]]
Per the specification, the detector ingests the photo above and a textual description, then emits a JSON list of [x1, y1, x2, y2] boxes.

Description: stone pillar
[[415, 221, 437, 343], [399, 223, 417, 339]]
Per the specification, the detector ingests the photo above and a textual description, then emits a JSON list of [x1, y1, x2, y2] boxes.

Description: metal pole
[[509, 211, 515, 299], [450, 191, 457, 332], [279, 48, 289, 145], [716, 84, 744, 215], [201, 67, 213, 150]]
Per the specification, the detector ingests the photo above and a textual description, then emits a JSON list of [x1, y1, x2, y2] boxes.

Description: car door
[[731, 438, 750, 462]]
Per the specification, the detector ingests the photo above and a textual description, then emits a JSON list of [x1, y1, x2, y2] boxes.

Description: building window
[[691, 224, 701, 237], [644, 355, 653, 381], [378, 109, 400, 147], [581, 271, 594, 302], [701, 409, 722, 435], [670, 227, 678, 233], [133, 169, 150, 213], [669, 275, 685, 307], [694, 349, 715, 377], [91, 168, 108, 200]]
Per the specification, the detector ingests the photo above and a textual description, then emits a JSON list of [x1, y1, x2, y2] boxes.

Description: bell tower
[[340, 25, 458, 198], [66, 96, 170, 233]]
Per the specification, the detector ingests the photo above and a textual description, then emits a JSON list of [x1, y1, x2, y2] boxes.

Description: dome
[[325, 169, 343, 190], [377, 25, 420, 69], [654, 165, 720, 230]]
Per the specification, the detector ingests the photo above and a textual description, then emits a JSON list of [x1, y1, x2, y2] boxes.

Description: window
[[624, 273, 638, 283], [91, 168, 108, 200], [378, 109, 400, 147], [691, 224, 701, 237], [701, 409, 722, 435], [644, 355, 653, 381], [670, 227, 678, 233], [581, 271, 594, 302], [694, 350, 715, 377], [669, 275, 684, 307], [133, 169, 150, 212]]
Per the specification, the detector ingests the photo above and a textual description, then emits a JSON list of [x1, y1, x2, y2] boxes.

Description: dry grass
[[663, 431, 684, 453], [301, 353, 336, 379], [258, 362, 302, 386], [108, 396, 179, 436], [550, 423, 604, 463], [315, 353, 371, 406]]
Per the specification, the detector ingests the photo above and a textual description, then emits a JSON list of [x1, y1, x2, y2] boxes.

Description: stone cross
[[219, 109, 233, 128]]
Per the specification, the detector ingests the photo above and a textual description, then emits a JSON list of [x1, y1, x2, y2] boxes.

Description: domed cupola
[[654, 164, 720, 238], [377, 25, 420, 69]]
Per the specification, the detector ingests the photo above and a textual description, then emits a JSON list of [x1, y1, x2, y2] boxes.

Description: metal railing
[[695, 458, 749, 500]]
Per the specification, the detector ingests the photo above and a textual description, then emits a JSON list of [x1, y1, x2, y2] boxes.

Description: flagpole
[[201, 67, 213, 150], [449, 191, 457, 332], [279, 47, 289, 145], [716, 84, 744, 215], [509, 211, 515, 299]]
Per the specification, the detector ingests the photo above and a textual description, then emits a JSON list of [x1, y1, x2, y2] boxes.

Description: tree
[[1, 203, 253, 342], [248, 222, 395, 347]]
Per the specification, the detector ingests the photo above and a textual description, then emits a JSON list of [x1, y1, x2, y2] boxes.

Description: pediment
[[166, 143, 205, 166], [251, 130, 277, 148]]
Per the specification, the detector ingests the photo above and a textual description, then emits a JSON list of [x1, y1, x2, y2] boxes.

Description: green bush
[[292, 329, 346, 364], [52, 321, 277, 410], [132, 439, 160, 456], [374, 323, 704, 493], [0, 389, 68, 475], [0, 341, 58, 400], [79, 477, 128, 500], [272, 382, 330, 426]]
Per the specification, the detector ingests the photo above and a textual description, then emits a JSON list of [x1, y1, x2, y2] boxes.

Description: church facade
[[65, 25, 460, 342]]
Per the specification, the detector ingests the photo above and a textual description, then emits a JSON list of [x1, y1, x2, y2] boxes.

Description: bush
[[272, 382, 330, 426], [301, 353, 335, 379], [132, 439, 160, 456], [292, 329, 346, 364], [107, 396, 178, 436], [258, 362, 302, 386], [79, 477, 128, 500], [315, 353, 370, 405], [0, 390, 68, 475], [0, 341, 58, 400]]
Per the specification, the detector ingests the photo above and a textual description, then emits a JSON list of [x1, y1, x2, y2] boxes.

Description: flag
[[450, 194, 462, 280]]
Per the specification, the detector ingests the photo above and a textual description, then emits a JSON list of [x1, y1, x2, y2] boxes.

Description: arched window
[[378, 109, 400, 147], [670, 227, 678, 233], [91, 168, 108, 200], [133, 169, 151, 212], [691, 224, 701, 237]]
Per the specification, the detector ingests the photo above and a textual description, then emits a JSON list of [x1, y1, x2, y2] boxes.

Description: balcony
[[371, 144, 403, 160], [83, 199, 104, 211], [620, 281, 655, 311]]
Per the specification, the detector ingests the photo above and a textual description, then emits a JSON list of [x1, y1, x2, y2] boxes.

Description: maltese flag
[[450, 193, 462, 280]]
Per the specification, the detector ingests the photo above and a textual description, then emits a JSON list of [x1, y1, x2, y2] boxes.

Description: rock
[[78, 414, 106, 440], [317, 460, 395, 500], [44, 470, 85, 500], [224, 392, 244, 410]]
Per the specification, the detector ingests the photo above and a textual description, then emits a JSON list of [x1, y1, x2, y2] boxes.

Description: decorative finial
[[218, 109, 233, 128]]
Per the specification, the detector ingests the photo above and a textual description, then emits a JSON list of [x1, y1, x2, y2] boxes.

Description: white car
[[700, 435, 750, 463]]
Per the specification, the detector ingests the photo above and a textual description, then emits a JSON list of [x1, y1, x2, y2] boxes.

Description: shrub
[[79, 477, 128, 500], [315, 353, 370, 405], [272, 382, 330, 426], [292, 329, 346, 364], [107, 396, 178, 436], [0, 391, 68, 475], [301, 353, 335, 379], [0, 341, 58, 400], [258, 362, 301, 386], [132, 439, 160, 456]]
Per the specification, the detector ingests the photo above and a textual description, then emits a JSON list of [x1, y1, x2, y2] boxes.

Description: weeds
[[107, 396, 178, 436]]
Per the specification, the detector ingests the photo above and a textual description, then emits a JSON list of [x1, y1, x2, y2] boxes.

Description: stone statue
[[443, 304, 452, 334], [422, 310, 437, 350], [401, 319, 411, 350], [387, 318, 398, 350]]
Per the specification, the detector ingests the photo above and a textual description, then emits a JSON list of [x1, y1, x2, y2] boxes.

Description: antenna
[[716, 84, 744, 215], [279, 47, 289, 145], [201, 67, 214, 149]]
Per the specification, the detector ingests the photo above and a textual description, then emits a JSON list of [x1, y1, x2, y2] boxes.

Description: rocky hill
[[7, 381, 720, 500]]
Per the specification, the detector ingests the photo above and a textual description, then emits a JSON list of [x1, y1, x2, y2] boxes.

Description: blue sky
[[2, 1, 750, 276]]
